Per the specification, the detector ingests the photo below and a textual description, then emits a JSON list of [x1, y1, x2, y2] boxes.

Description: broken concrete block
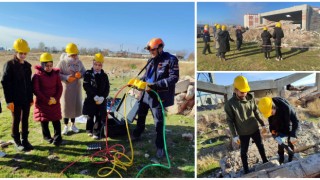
[[255, 161, 278, 172], [185, 85, 194, 100], [300, 153, 320, 177], [175, 93, 187, 102], [175, 79, 190, 94]]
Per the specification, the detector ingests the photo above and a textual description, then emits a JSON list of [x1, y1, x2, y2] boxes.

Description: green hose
[[135, 89, 171, 178]]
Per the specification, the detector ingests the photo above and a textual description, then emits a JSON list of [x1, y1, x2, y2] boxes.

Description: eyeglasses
[[149, 48, 157, 52]]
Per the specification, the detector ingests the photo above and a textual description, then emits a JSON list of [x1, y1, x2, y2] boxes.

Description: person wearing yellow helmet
[[218, 25, 234, 61], [202, 24, 213, 55], [225, 75, 268, 174], [32, 52, 63, 146], [82, 53, 110, 140], [273, 22, 284, 61], [133, 37, 179, 158], [261, 26, 273, 60], [1, 38, 34, 152], [258, 96, 299, 165], [56, 43, 86, 135], [215, 24, 221, 57]]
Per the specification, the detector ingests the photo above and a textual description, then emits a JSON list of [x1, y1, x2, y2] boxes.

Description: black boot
[[11, 134, 24, 152], [21, 132, 34, 151], [278, 153, 284, 165]]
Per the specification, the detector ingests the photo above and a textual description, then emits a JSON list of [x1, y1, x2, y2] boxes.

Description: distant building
[[244, 14, 260, 29]]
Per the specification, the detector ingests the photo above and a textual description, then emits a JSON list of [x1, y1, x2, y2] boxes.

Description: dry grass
[[0, 52, 194, 78], [197, 154, 220, 177], [307, 98, 320, 117]]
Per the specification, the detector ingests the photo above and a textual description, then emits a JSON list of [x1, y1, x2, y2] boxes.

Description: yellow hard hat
[[13, 38, 30, 53], [258, 97, 273, 118], [65, 43, 79, 55], [94, 53, 104, 63], [216, 24, 221, 29], [234, 75, 250, 92], [276, 22, 281, 28], [221, 25, 227, 31], [263, 26, 268, 31], [40, 52, 53, 63]]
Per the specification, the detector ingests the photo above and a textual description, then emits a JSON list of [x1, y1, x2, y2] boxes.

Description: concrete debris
[[219, 121, 320, 177], [167, 76, 195, 116], [234, 20, 320, 49], [182, 133, 193, 141]]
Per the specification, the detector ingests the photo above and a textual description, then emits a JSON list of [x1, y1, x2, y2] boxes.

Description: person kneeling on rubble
[[225, 75, 269, 174], [258, 96, 299, 165], [132, 38, 179, 158], [83, 53, 110, 140]]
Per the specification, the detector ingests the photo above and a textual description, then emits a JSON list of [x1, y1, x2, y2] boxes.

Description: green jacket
[[224, 93, 265, 137]]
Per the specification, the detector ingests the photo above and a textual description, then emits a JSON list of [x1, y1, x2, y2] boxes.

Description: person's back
[[273, 27, 284, 43], [218, 30, 231, 53]]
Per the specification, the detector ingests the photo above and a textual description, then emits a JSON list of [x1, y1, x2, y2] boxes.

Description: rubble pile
[[217, 121, 320, 178], [235, 20, 320, 49], [167, 76, 195, 117]]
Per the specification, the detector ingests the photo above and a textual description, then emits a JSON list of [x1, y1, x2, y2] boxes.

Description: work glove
[[146, 83, 156, 92], [97, 96, 104, 105], [48, 97, 57, 105], [261, 126, 267, 134], [275, 136, 284, 145], [7, 103, 14, 113], [75, 72, 82, 79], [233, 136, 240, 145], [67, 75, 76, 83], [290, 137, 298, 145], [94, 95, 99, 102]]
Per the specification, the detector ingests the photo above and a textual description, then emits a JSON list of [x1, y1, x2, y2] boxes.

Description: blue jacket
[[141, 51, 179, 107]]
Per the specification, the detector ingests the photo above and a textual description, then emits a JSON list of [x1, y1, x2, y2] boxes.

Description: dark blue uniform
[[202, 31, 212, 55], [133, 51, 179, 149]]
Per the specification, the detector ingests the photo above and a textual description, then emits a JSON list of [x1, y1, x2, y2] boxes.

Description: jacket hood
[[35, 65, 60, 74]]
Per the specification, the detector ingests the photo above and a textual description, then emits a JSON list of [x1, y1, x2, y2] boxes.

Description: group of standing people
[[261, 22, 285, 61], [202, 22, 285, 61], [1, 38, 110, 151], [1, 38, 179, 158]]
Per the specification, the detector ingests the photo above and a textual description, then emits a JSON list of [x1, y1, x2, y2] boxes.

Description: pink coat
[[32, 65, 63, 122]]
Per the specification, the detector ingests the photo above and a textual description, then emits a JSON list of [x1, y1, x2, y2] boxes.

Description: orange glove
[[75, 72, 81, 79], [48, 97, 57, 105], [7, 103, 14, 112], [67, 76, 76, 83]]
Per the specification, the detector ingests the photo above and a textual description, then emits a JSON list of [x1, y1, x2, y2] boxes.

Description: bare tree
[[187, 52, 195, 61], [38, 42, 45, 51]]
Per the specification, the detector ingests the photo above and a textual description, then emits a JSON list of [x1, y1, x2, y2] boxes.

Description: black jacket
[[268, 97, 299, 138], [273, 27, 284, 44], [203, 31, 210, 43], [82, 68, 110, 116], [235, 29, 245, 41], [1, 58, 33, 106], [218, 30, 234, 53], [261, 30, 273, 52]]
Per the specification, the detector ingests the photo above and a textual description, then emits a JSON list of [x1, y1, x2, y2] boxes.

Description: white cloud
[[0, 25, 118, 50]]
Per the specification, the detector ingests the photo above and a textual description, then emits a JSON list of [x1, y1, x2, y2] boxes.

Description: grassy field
[[0, 52, 195, 178], [197, 38, 320, 71]]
